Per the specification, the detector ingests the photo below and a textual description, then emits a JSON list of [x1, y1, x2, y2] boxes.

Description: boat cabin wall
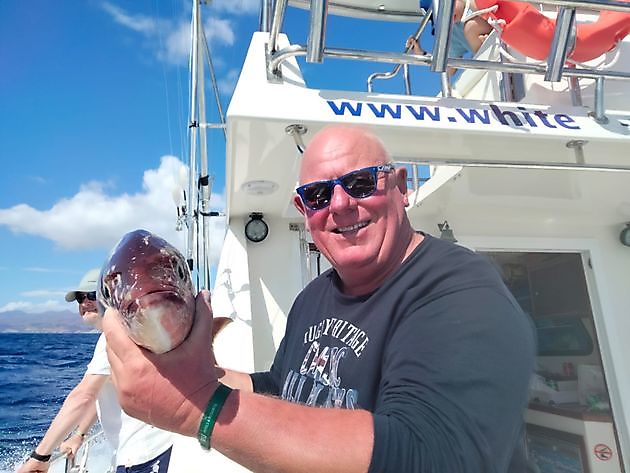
[[409, 209, 630, 459], [212, 215, 304, 373]]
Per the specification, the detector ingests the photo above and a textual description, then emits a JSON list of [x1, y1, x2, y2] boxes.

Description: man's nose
[[329, 184, 357, 212]]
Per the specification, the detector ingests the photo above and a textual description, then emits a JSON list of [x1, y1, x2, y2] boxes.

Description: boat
[[55, 0, 630, 471]]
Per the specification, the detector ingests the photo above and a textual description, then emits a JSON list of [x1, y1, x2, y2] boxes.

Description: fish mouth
[[120, 289, 195, 354], [120, 289, 189, 317]]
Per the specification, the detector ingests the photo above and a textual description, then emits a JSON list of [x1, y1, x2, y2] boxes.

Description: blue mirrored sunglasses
[[296, 164, 395, 211]]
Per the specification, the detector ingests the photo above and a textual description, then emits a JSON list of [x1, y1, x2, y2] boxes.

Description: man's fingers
[[189, 290, 214, 346], [103, 308, 137, 361], [102, 307, 146, 394]]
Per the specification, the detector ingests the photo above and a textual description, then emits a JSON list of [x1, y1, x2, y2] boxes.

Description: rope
[[461, 3, 498, 23]]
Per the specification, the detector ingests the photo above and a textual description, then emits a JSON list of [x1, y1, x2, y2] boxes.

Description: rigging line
[[153, 0, 175, 157], [200, 21, 227, 138]]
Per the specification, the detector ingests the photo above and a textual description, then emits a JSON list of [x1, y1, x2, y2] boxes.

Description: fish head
[[99, 229, 195, 354]]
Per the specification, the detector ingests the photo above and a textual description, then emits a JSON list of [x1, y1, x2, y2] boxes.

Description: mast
[[185, 0, 222, 291], [186, 0, 200, 281]]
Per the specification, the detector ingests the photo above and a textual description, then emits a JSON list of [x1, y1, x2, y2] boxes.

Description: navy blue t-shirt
[[251, 234, 536, 472]]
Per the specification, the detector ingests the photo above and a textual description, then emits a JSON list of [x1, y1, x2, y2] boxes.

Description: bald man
[[105, 126, 535, 472]]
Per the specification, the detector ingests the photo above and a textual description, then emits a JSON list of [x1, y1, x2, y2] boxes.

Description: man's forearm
[[211, 389, 374, 473], [75, 407, 97, 438], [36, 388, 98, 455], [217, 367, 253, 392]]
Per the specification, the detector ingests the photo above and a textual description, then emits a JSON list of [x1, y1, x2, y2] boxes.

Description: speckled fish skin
[[98, 229, 195, 354]]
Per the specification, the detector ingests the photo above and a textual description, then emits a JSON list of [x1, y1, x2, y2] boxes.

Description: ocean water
[[0, 332, 100, 472]]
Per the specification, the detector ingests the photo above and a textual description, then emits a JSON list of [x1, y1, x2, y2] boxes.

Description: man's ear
[[395, 167, 410, 207], [294, 194, 306, 216]]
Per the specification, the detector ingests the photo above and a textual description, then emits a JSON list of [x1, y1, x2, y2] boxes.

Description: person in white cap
[[17, 269, 174, 473]]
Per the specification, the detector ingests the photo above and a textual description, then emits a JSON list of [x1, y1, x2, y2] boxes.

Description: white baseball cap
[[65, 268, 101, 302]]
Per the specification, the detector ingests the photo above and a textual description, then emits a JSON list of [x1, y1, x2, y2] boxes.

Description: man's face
[[294, 127, 409, 281], [76, 292, 99, 327]]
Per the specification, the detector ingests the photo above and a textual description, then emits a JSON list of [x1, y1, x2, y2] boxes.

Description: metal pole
[[201, 30, 226, 139], [529, 0, 630, 13], [186, 0, 200, 275], [440, 72, 452, 97], [397, 158, 630, 173], [431, 0, 455, 74], [367, 10, 432, 92], [544, 7, 576, 82], [307, 0, 328, 63], [403, 64, 412, 95], [567, 63, 583, 106], [268, 0, 288, 54], [197, 26, 213, 290], [259, 0, 274, 32], [268, 45, 630, 82], [592, 76, 609, 124]]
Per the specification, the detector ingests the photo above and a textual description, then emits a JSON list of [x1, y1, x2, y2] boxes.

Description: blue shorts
[[418, 0, 472, 58], [450, 22, 472, 58], [116, 446, 172, 473]]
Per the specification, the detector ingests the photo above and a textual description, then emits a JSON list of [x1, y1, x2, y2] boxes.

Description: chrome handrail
[[268, 0, 630, 92], [367, 8, 434, 93], [269, 45, 630, 82]]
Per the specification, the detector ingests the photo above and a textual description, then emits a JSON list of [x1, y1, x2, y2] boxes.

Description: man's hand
[[104, 290, 220, 437], [405, 37, 425, 55], [16, 457, 50, 473], [59, 434, 82, 458]]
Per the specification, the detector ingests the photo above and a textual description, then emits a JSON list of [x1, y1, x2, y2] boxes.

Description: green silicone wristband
[[198, 383, 232, 449]]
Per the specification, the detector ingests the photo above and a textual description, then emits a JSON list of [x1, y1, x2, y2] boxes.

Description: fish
[[98, 229, 229, 354]]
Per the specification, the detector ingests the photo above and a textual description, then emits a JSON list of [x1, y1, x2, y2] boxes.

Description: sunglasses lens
[[77, 291, 97, 303], [341, 169, 377, 198], [301, 183, 332, 210]]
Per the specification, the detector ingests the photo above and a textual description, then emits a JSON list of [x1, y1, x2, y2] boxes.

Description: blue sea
[[0, 333, 100, 472]]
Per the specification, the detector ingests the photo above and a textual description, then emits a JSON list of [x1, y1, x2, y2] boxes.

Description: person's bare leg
[[463, 17, 492, 53]]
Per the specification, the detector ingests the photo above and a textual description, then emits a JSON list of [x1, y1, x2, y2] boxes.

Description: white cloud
[[0, 299, 68, 314], [210, 0, 260, 14], [24, 267, 78, 274], [0, 290, 68, 313], [0, 156, 227, 268], [100, 2, 237, 66], [204, 17, 236, 47], [100, 1, 158, 34], [161, 20, 192, 65], [218, 68, 240, 96], [20, 290, 66, 298], [160, 17, 236, 65]]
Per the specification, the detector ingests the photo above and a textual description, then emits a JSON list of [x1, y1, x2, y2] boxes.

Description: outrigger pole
[[185, 0, 225, 291]]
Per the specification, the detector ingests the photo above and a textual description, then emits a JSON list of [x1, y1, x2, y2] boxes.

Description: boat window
[[534, 316, 593, 356], [399, 163, 431, 192], [482, 251, 595, 356], [483, 252, 593, 319]]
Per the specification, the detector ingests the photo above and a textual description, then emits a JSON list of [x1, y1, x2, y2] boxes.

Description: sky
[[0, 0, 440, 314]]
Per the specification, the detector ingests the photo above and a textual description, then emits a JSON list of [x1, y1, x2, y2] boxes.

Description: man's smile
[[333, 220, 370, 234]]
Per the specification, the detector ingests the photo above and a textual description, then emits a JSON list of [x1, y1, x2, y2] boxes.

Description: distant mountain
[[0, 309, 97, 333]]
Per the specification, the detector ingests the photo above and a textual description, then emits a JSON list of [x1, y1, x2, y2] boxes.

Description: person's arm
[[59, 406, 97, 459], [216, 367, 253, 391], [17, 374, 106, 473], [104, 291, 374, 473]]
